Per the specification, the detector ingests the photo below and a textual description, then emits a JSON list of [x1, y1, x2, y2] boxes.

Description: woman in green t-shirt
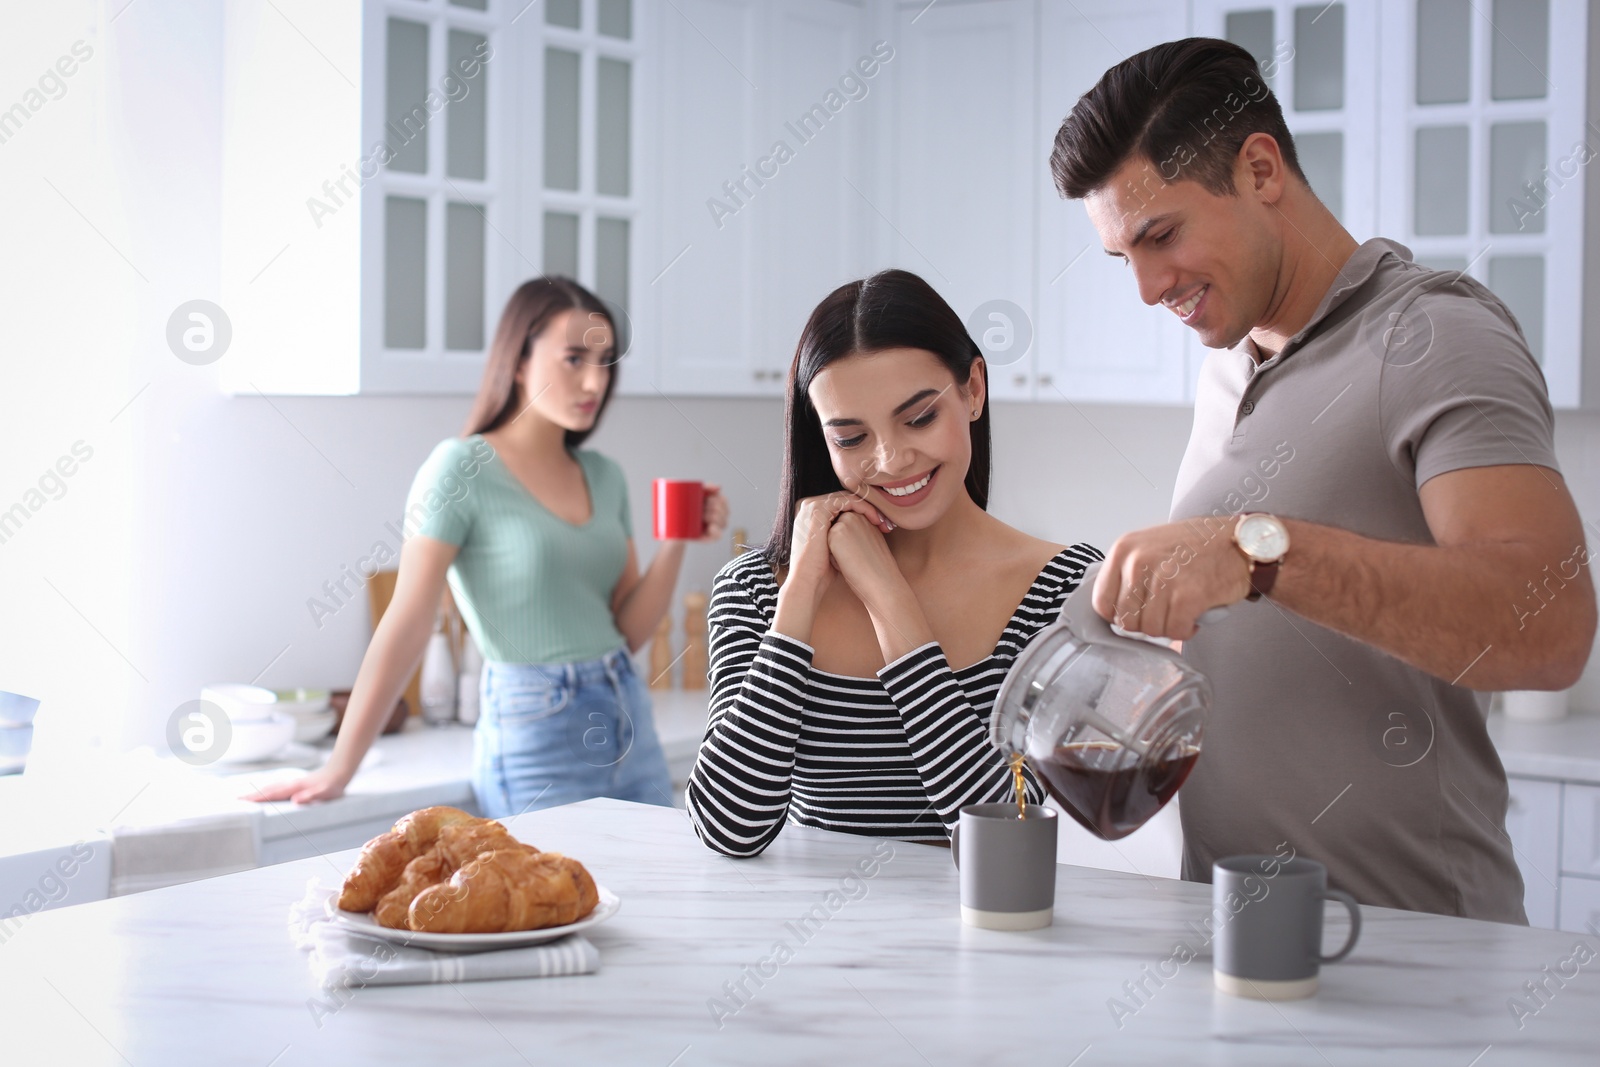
[[250, 277, 726, 816]]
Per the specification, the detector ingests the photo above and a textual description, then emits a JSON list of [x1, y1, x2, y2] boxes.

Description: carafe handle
[[1060, 562, 1226, 664]]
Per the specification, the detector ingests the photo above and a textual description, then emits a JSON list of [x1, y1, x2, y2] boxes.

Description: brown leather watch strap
[[1247, 560, 1280, 602]]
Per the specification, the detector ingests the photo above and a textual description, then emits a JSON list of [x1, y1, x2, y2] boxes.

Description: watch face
[[1237, 514, 1289, 562]]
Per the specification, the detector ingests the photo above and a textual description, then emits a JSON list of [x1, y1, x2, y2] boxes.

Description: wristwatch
[[1233, 513, 1290, 601]]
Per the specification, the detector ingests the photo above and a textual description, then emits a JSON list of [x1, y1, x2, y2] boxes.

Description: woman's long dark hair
[[762, 269, 991, 568], [462, 276, 619, 448]]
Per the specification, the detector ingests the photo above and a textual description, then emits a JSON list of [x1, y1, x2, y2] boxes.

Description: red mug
[[652, 479, 705, 540]]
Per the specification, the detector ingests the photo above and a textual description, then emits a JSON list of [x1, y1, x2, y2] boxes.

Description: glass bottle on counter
[[419, 609, 458, 726]]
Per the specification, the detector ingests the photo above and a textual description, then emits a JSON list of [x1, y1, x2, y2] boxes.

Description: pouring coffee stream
[[992, 562, 1222, 839]]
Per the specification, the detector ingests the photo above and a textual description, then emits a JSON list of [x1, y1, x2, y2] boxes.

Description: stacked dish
[[273, 688, 337, 743], [0, 691, 40, 775]]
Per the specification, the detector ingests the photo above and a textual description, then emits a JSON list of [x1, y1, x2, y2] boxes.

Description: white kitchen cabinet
[[650, 0, 877, 396], [221, 0, 514, 395], [750, 0, 882, 388], [537, 0, 655, 396], [1192, 1, 1380, 239], [1561, 782, 1600, 878], [217, 0, 1598, 406], [885, 0, 1038, 401], [1558, 875, 1600, 935], [1505, 776, 1563, 929], [647, 0, 760, 396], [1375, 0, 1592, 408], [221, 0, 648, 396], [1034, 0, 1194, 404]]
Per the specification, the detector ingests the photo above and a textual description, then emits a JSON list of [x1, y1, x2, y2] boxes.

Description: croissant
[[337, 806, 479, 912], [372, 822, 538, 929], [374, 849, 452, 929], [408, 849, 599, 934]]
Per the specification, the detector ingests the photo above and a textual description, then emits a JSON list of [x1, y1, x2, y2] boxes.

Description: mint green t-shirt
[[403, 435, 633, 665]]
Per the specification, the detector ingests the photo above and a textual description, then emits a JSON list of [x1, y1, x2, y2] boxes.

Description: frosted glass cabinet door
[[544, 48, 581, 192], [1376, 0, 1587, 407], [445, 202, 486, 351], [1194, 2, 1380, 239], [446, 30, 488, 180], [386, 18, 429, 175], [1414, 0, 1470, 104], [385, 196, 427, 350], [1412, 125, 1470, 236]]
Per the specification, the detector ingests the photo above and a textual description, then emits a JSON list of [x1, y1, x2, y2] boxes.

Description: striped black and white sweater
[[684, 543, 1103, 857]]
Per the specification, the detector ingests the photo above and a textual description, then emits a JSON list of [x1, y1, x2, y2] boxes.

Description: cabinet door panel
[[1035, 0, 1192, 404], [1506, 776, 1562, 929], [1562, 783, 1600, 878], [652, 0, 761, 395], [753, 0, 876, 392], [891, 0, 1037, 400], [1557, 875, 1600, 935]]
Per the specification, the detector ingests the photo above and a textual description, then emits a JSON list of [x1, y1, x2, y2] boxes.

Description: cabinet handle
[[1013, 374, 1027, 387], [1038, 374, 1053, 388]]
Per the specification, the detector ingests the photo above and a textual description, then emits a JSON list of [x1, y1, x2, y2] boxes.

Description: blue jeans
[[472, 647, 674, 818]]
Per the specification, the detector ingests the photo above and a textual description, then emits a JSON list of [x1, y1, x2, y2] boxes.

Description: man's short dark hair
[[1050, 37, 1305, 201]]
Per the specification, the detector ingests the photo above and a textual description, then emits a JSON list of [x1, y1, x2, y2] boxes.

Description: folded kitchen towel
[[288, 877, 600, 988]]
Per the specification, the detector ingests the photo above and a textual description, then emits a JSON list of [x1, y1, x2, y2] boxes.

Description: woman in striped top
[[686, 270, 1102, 857]]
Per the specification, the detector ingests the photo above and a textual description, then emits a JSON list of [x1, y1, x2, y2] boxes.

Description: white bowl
[[289, 708, 337, 744], [202, 683, 279, 723], [273, 688, 331, 717], [216, 711, 296, 764]]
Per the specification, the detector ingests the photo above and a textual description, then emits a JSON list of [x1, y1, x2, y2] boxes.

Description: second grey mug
[[1212, 855, 1362, 1000], [951, 803, 1057, 930]]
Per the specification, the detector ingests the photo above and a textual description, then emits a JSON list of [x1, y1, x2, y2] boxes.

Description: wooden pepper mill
[[681, 591, 709, 690], [648, 613, 674, 690]]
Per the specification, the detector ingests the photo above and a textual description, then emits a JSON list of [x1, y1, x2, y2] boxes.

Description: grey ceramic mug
[[1212, 855, 1362, 1000], [950, 803, 1057, 930]]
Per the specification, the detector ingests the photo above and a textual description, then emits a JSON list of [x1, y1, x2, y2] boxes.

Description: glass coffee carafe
[[991, 562, 1215, 840]]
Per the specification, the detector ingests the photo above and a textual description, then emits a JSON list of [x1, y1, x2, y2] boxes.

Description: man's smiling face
[[1084, 153, 1280, 351]]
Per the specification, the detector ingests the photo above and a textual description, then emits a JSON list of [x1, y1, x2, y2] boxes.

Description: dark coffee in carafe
[[1034, 739, 1200, 840]]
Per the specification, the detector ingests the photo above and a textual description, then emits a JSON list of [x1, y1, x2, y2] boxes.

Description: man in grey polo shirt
[[1048, 38, 1596, 922]]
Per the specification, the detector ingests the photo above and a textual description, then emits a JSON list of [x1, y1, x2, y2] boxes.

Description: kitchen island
[[2, 797, 1597, 1065]]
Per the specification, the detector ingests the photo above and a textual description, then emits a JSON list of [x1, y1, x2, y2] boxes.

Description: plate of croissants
[[330, 805, 618, 952]]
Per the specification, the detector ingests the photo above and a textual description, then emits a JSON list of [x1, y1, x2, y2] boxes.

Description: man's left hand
[[1093, 520, 1255, 638]]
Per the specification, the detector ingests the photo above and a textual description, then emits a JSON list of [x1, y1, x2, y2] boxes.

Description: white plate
[[329, 885, 620, 953]]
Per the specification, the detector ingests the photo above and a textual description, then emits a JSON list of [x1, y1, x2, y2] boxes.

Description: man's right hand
[[242, 765, 352, 805]]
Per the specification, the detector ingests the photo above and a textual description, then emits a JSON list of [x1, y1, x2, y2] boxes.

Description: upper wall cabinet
[[1193, 0, 1380, 240], [886, 0, 1039, 402], [221, 0, 1595, 406], [1197, 0, 1593, 408], [1034, 0, 1194, 404], [220, 0, 646, 395], [1374, 0, 1590, 408], [647, 0, 878, 396]]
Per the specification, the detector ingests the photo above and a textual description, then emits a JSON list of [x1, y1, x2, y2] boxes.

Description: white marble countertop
[[0, 689, 711, 849], [4, 797, 1597, 1066], [0, 691, 712, 905], [1489, 712, 1600, 786]]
